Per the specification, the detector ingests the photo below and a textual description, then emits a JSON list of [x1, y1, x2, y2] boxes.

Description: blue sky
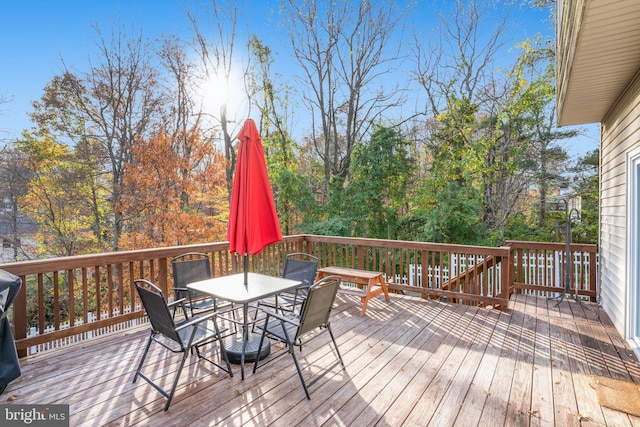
[[0, 0, 280, 140], [0, 0, 597, 158]]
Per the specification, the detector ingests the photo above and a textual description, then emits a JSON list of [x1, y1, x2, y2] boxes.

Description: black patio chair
[[256, 253, 318, 316], [172, 252, 232, 319], [279, 252, 319, 308], [253, 275, 344, 400], [132, 279, 233, 411]]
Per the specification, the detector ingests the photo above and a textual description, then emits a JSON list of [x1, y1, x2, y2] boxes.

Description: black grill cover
[[0, 269, 22, 394]]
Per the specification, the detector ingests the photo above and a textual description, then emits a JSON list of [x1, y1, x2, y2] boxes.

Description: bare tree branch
[[188, 0, 251, 200], [413, 0, 507, 117], [283, 0, 407, 182]]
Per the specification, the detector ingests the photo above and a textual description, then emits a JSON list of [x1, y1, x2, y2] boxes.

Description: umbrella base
[[223, 334, 270, 364]]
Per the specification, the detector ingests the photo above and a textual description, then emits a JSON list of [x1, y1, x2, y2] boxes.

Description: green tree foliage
[[412, 96, 487, 244], [282, 0, 406, 184], [346, 125, 415, 239], [422, 182, 485, 244], [474, 38, 553, 244], [413, 37, 577, 246], [570, 149, 599, 244], [308, 175, 352, 237], [263, 133, 318, 236], [431, 97, 480, 186], [510, 38, 576, 229]]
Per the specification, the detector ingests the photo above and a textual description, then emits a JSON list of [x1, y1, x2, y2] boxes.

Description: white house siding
[[557, 1, 640, 127], [600, 71, 640, 336]]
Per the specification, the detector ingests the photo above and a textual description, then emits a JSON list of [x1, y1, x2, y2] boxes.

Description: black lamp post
[[550, 196, 582, 307]]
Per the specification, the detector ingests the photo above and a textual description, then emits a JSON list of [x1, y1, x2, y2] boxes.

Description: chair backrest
[[135, 279, 182, 344], [283, 253, 318, 289], [296, 276, 341, 338], [172, 253, 212, 298]]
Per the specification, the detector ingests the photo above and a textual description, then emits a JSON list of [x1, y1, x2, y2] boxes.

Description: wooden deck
[[4, 292, 640, 426]]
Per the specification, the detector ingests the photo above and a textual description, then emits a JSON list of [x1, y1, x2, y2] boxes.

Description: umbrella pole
[[243, 254, 248, 285]]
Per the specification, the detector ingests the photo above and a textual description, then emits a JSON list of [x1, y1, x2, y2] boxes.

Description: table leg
[[361, 276, 391, 316], [241, 303, 248, 380], [360, 292, 369, 316], [362, 279, 376, 316], [379, 276, 391, 301]]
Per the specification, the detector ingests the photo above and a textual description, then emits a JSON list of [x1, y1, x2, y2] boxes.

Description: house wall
[[600, 71, 640, 336], [0, 234, 37, 263]]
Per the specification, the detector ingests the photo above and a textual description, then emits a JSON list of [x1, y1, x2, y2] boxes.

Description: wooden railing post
[[356, 245, 364, 270], [13, 275, 27, 358], [513, 245, 522, 294], [589, 246, 598, 301], [501, 246, 514, 307], [158, 257, 168, 296], [68, 269, 75, 328]]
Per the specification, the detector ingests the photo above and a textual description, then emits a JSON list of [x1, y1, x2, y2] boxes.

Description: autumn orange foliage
[[119, 129, 228, 249]]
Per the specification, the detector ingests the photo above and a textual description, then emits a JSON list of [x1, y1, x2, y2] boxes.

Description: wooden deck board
[[548, 317, 581, 427], [478, 295, 526, 426], [373, 299, 467, 426], [575, 320, 633, 427], [530, 303, 554, 427], [505, 295, 537, 427], [562, 317, 609, 425], [301, 302, 430, 426], [331, 301, 449, 427], [4, 293, 640, 427], [372, 304, 484, 427], [428, 305, 498, 426], [262, 302, 421, 427], [455, 309, 508, 426], [406, 305, 486, 426]]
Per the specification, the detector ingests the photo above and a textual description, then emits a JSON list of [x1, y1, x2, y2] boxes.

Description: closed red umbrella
[[227, 119, 282, 283]]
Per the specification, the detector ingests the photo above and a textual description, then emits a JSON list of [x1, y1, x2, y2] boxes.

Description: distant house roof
[[0, 214, 39, 236], [556, 0, 640, 126]]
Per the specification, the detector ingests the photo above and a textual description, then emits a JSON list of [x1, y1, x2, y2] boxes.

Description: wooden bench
[[316, 266, 390, 316]]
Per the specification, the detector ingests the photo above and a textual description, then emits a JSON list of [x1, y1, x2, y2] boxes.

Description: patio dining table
[[187, 272, 301, 380]]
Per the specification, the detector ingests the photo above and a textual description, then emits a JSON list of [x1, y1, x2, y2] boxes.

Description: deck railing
[[304, 235, 513, 308], [508, 240, 598, 300], [0, 235, 596, 358]]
